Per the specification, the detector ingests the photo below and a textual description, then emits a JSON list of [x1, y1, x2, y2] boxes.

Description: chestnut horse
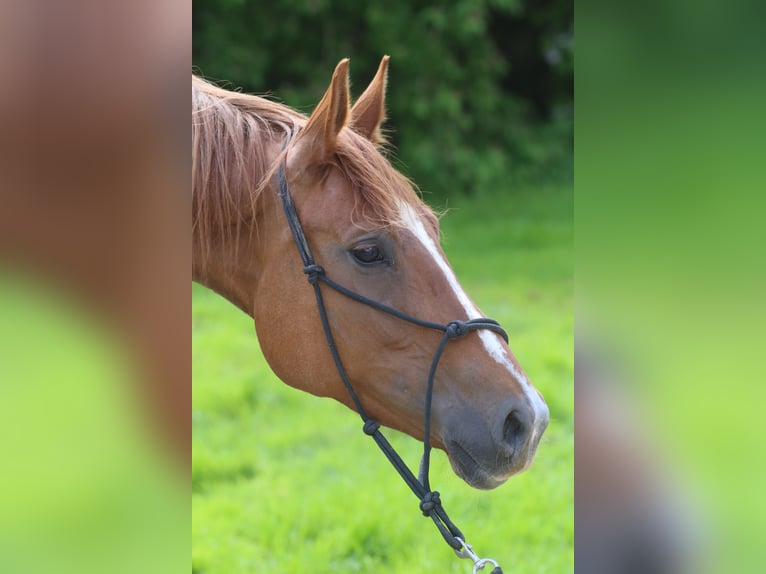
[[192, 57, 548, 492]]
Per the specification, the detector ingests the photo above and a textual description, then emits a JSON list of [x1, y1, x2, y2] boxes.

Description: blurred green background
[[577, 0, 766, 572], [193, 1, 573, 573], [0, 275, 187, 574]]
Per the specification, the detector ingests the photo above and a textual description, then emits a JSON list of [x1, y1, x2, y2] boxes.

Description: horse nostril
[[502, 410, 528, 450]]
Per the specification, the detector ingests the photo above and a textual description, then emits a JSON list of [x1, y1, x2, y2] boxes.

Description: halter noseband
[[277, 141, 506, 574]]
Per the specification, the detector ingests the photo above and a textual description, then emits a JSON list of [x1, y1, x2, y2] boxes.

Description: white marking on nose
[[398, 203, 549, 430]]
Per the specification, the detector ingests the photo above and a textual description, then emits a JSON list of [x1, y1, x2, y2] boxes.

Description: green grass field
[[192, 184, 573, 573]]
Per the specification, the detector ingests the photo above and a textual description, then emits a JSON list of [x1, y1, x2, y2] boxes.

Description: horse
[[191, 57, 549, 494]]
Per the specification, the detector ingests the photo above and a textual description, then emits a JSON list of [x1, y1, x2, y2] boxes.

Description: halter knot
[[445, 321, 468, 339], [303, 264, 325, 284], [362, 419, 380, 436], [419, 491, 442, 516]]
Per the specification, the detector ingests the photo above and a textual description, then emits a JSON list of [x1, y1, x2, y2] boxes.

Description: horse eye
[[352, 244, 385, 265]]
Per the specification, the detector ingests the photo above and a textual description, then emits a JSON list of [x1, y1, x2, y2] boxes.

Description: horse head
[[193, 58, 549, 489]]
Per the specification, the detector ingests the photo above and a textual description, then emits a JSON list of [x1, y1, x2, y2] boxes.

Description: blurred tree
[[193, 0, 572, 196]]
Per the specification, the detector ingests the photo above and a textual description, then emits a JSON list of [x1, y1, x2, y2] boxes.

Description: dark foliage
[[193, 0, 572, 196]]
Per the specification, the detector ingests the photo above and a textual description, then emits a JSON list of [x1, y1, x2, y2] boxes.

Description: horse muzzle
[[443, 397, 549, 490]]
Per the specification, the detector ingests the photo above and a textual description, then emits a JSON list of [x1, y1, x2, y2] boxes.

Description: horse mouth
[[445, 440, 511, 490]]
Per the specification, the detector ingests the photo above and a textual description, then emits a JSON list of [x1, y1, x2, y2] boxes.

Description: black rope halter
[[277, 139, 506, 574]]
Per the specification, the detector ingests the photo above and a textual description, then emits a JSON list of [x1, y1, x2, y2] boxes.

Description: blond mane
[[192, 75, 435, 263]]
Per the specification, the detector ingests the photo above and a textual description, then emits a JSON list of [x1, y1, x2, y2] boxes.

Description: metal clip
[[454, 537, 502, 573]]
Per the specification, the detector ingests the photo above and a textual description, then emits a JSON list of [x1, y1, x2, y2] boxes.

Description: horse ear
[[291, 59, 350, 167], [350, 56, 389, 144]]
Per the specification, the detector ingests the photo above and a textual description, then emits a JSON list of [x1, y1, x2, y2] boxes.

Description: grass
[[192, 184, 573, 573]]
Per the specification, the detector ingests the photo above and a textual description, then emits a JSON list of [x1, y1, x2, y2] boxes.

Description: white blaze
[[398, 203, 549, 428]]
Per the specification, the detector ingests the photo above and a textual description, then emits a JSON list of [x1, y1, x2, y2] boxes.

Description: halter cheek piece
[[277, 140, 506, 574]]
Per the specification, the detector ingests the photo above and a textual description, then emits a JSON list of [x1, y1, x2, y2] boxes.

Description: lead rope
[[277, 151, 505, 574]]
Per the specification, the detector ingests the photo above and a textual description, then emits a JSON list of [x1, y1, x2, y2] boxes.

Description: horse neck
[[192, 113, 286, 316]]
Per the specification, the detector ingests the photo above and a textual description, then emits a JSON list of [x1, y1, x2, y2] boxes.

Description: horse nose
[[499, 403, 534, 455]]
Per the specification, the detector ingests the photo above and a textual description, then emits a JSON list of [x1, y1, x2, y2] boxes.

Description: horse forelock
[[330, 130, 438, 235]]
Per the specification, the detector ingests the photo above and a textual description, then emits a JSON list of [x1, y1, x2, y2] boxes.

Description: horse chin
[[445, 441, 511, 491]]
